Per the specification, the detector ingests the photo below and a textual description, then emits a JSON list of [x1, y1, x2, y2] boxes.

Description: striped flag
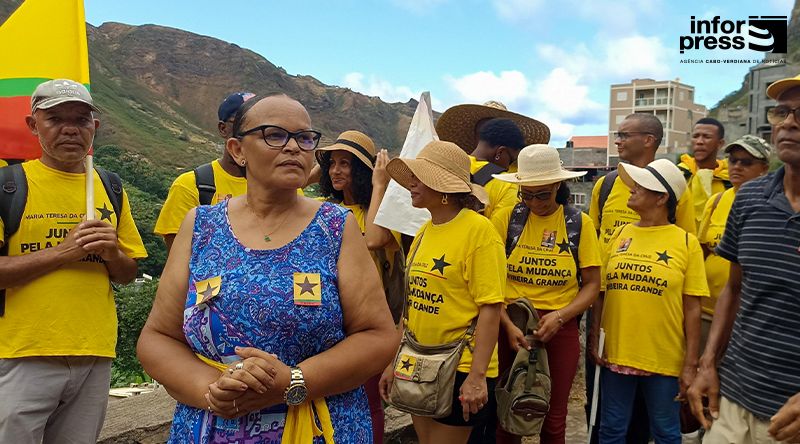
[[0, 0, 90, 160]]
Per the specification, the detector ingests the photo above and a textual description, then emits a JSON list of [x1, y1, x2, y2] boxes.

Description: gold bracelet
[[555, 310, 565, 324]]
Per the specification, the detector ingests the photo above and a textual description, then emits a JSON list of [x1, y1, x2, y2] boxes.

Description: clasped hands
[[205, 347, 292, 419]]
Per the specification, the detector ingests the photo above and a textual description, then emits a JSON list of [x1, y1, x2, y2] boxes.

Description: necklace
[[246, 201, 293, 243]]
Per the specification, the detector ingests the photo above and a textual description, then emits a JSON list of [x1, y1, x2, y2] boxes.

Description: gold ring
[[235, 362, 244, 371], [227, 367, 235, 374]]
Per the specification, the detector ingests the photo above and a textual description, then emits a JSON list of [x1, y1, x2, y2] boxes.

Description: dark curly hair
[[318, 151, 374, 207]]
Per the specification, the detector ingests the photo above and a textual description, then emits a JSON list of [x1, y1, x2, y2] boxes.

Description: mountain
[[1, 2, 421, 275]]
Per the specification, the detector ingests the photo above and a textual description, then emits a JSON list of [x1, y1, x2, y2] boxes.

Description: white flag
[[374, 92, 438, 236]]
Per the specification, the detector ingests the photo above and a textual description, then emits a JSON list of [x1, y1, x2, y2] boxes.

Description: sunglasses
[[727, 156, 764, 167], [238, 125, 322, 151], [767, 105, 800, 126], [518, 189, 553, 201], [613, 131, 654, 141]]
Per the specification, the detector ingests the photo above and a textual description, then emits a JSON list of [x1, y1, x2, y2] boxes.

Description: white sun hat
[[617, 158, 687, 202], [492, 144, 586, 186]]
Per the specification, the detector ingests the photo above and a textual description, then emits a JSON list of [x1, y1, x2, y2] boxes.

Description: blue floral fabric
[[168, 201, 372, 443]]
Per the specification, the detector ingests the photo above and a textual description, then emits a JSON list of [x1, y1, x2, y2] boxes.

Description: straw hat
[[493, 144, 586, 186], [315, 130, 376, 170], [618, 159, 687, 202], [386, 140, 486, 199], [435, 101, 550, 153]]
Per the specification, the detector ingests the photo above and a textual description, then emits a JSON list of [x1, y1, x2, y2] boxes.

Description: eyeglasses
[[237, 125, 322, 151], [727, 156, 764, 167], [767, 106, 800, 126], [518, 189, 553, 201], [614, 131, 654, 141]]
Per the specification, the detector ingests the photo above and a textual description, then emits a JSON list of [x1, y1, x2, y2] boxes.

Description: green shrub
[[112, 279, 158, 387]]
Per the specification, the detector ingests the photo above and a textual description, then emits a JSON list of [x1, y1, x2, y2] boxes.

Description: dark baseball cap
[[218, 92, 255, 122], [31, 79, 99, 113]]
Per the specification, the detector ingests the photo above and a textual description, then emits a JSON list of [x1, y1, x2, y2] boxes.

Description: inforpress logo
[[679, 16, 787, 54]]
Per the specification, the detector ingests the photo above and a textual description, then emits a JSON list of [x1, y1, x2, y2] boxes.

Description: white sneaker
[[681, 430, 701, 444]]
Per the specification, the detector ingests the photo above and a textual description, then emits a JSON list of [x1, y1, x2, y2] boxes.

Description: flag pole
[[85, 154, 94, 220], [588, 328, 606, 443]]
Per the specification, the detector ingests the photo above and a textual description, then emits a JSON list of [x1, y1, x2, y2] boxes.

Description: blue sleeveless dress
[[168, 201, 372, 443]]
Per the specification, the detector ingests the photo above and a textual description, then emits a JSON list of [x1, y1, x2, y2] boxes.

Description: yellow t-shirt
[[155, 159, 282, 236], [469, 156, 518, 219], [406, 209, 506, 377], [491, 205, 602, 310], [697, 189, 735, 316], [0, 160, 147, 358], [678, 155, 730, 230], [601, 224, 709, 376], [589, 173, 696, 247]]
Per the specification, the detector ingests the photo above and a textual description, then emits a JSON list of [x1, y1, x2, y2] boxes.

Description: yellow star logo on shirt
[[194, 275, 222, 305], [293, 273, 321, 306], [394, 354, 416, 380]]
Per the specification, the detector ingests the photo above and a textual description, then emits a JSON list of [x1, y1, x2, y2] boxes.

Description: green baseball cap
[[30, 79, 99, 113], [724, 135, 771, 160]]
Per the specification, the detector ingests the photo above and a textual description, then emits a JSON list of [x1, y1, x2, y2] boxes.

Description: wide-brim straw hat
[[435, 101, 550, 153], [315, 130, 376, 170], [493, 144, 586, 186], [386, 140, 487, 200], [618, 159, 687, 202]]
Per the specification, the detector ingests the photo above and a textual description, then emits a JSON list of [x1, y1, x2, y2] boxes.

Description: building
[[561, 136, 610, 211], [747, 58, 794, 141], [608, 78, 708, 162]]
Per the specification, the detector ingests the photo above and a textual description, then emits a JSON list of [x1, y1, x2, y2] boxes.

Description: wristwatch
[[284, 366, 308, 406]]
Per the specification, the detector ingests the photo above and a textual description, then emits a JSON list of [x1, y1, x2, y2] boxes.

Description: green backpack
[[495, 298, 552, 436]]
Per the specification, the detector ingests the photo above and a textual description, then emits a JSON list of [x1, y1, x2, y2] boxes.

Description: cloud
[[342, 72, 419, 104], [443, 68, 605, 145], [537, 34, 671, 82], [443, 70, 530, 104]]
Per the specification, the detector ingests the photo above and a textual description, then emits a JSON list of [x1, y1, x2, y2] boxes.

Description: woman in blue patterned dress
[[137, 94, 398, 443]]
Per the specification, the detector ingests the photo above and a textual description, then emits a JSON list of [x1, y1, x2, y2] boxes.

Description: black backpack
[[504, 202, 582, 277], [0, 163, 124, 316], [595, 170, 618, 229], [194, 163, 216, 206]]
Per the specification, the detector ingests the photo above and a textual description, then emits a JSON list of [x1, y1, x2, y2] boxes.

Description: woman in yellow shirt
[[316, 130, 401, 444], [489, 145, 601, 444], [591, 159, 709, 443], [697, 135, 770, 345], [380, 140, 506, 444]]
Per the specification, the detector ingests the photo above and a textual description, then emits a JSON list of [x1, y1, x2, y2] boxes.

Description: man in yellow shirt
[[0, 79, 147, 443], [677, 118, 731, 229], [154, 92, 254, 252]]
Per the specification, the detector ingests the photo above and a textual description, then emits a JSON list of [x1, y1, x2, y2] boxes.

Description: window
[[688, 110, 693, 122], [615, 114, 625, 124], [679, 91, 685, 101], [571, 193, 587, 207], [616, 91, 628, 102]]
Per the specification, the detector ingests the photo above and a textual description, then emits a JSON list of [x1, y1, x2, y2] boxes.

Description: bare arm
[[137, 209, 221, 409], [469, 303, 502, 378], [589, 292, 605, 364], [298, 213, 398, 400], [364, 149, 397, 250], [700, 262, 741, 367], [163, 234, 176, 256], [680, 295, 702, 396], [560, 266, 600, 321], [103, 247, 139, 284]]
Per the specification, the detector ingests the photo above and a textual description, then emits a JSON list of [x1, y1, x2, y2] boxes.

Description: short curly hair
[[318, 151, 374, 207]]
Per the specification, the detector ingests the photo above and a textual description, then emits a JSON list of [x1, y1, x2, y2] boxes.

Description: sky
[[84, 0, 794, 145]]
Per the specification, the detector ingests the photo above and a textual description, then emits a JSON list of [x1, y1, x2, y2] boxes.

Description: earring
[[241, 160, 246, 166], [441, 194, 448, 205], [495, 155, 501, 161]]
